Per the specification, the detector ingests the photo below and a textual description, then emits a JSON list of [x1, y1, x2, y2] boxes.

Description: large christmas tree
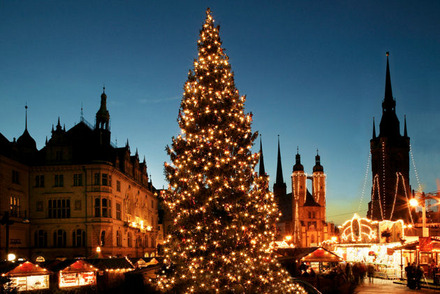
[[159, 9, 305, 293]]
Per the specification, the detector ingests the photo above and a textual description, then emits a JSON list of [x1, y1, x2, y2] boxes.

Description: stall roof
[[277, 247, 342, 263], [0, 261, 51, 277], [85, 258, 135, 270], [46, 259, 98, 273]]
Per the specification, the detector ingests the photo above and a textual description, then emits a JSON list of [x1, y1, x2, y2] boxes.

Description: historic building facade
[[266, 139, 335, 248], [367, 53, 413, 222], [0, 89, 159, 261]]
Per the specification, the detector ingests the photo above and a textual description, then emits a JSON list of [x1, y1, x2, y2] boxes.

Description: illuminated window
[[9, 196, 20, 217]]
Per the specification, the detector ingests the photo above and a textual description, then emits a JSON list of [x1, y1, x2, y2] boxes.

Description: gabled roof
[[85, 258, 135, 270], [0, 261, 51, 277], [304, 190, 320, 207], [276, 247, 342, 263], [45, 259, 98, 273]]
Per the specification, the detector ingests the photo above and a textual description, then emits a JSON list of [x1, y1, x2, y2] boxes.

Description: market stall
[[0, 261, 51, 292], [48, 259, 98, 289]]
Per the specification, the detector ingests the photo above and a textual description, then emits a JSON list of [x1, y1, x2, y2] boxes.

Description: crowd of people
[[298, 261, 377, 286], [405, 262, 425, 290]]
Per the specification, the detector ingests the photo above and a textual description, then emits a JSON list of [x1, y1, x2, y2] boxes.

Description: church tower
[[273, 137, 286, 205], [95, 87, 111, 145], [291, 149, 306, 244], [312, 151, 326, 210], [368, 53, 411, 222]]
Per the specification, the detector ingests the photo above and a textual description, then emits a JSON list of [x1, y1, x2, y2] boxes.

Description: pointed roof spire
[[379, 52, 400, 137], [372, 117, 376, 139], [25, 104, 28, 130], [258, 135, 266, 176], [125, 139, 130, 149], [384, 52, 393, 103], [80, 102, 84, 121], [404, 115, 408, 137], [275, 135, 284, 184]]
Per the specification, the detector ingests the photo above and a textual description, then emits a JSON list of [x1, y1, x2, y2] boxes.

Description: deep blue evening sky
[[1, 1, 439, 225]]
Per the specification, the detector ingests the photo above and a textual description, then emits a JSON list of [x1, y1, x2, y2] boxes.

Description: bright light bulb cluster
[[157, 8, 305, 294]]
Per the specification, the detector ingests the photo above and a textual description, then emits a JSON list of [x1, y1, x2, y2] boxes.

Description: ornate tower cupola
[[17, 104, 37, 153], [273, 136, 286, 204], [293, 147, 304, 172], [379, 52, 400, 138], [96, 87, 110, 130], [313, 150, 324, 173]]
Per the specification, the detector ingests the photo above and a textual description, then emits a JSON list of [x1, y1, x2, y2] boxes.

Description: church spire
[[25, 104, 28, 130], [379, 52, 400, 137], [404, 115, 408, 137], [275, 135, 284, 184], [384, 52, 393, 105], [258, 135, 266, 176], [372, 117, 376, 139]]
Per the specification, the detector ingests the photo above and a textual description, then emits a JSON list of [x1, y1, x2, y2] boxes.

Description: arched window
[[34, 230, 47, 248], [116, 230, 122, 247], [72, 229, 85, 247], [100, 231, 106, 247], [127, 232, 132, 247], [53, 229, 66, 247]]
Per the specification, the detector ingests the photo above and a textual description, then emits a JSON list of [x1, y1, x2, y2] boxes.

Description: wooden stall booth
[[0, 261, 51, 292]]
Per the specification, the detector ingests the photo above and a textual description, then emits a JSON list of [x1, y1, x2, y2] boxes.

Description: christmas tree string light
[[157, 8, 305, 293]]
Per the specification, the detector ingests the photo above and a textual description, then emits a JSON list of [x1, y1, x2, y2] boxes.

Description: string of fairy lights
[[156, 9, 305, 293]]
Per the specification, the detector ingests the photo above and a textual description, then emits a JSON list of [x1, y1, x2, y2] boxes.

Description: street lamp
[[409, 194, 428, 237]]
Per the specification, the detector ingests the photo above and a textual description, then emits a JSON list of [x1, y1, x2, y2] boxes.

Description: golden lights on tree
[[157, 8, 305, 294]]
